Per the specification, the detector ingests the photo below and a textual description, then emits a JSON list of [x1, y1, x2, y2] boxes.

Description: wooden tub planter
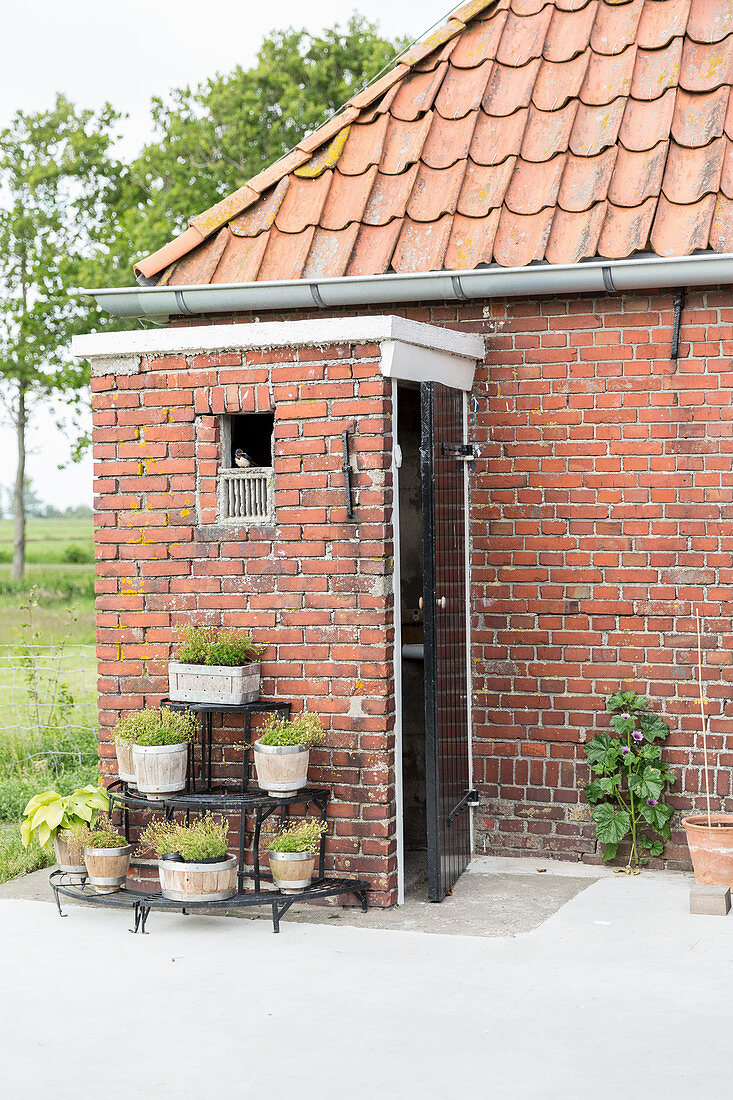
[[268, 849, 317, 894], [53, 829, 85, 875], [133, 742, 188, 801], [115, 739, 135, 785], [83, 844, 132, 894], [254, 742, 309, 797], [168, 661, 261, 705], [158, 854, 237, 902]]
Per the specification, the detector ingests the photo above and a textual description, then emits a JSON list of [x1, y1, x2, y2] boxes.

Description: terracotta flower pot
[[53, 829, 85, 874], [268, 849, 316, 894], [115, 739, 135, 784], [158, 854, 237, 902], [133, 742, 188, 800], [253, 742, 309, 796], [682, 814, 733, 886], [83, 844, 132, 894]]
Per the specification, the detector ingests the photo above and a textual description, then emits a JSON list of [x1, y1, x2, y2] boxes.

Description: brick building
[[75, 0, 733, 905]]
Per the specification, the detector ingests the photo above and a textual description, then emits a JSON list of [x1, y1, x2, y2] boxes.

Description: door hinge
[[446, 788, 480, 826], [441, 442, 478, 460]]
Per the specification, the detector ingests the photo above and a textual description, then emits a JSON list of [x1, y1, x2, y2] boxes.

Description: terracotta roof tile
[[320, 165, 378, 230], [710, 193, 733, 248], [687, 0, 733, 43], [636, 0, 690, 50], [607, 140, 668, 204], [471, 106, 529, 162], [505, 153, 567, 211], [598, 194, 656, 255], [139, 0, 733, 286], [630, 37, 683, 99], [679, 35, 733, 92], [445, 209, 501, 266], [545, 200, 607, 260], [570, 96, 626, 153], [532, 51, 591, 110], [407, 161, 467, 220], [229, 178, 290, 237], [522, 100, 579, 159], [435, 59, 494, 118], [591, 0, 644, 55], [380, 113, 433, 173], [303, 224, 360, 278], [338, 116, 389, 175], [450, 7, 508, 66], [493, 206, 554, 265], [496, 7, 553, 66], [618, 87, 677, 148], [558, 145, 617, 207], [423, 110, 479, 168], [484, 57, 543, 114], [671, 86, 730, 145], [458, 156, 518, 214], [362, 164, 419, 225], [393, 214, 453, 270], [650, 191, 716, 252], [581, 43, 637, 104], [274, 171, 332, 233], [661, 136, 726, 201], [544, 3, 598, 62]]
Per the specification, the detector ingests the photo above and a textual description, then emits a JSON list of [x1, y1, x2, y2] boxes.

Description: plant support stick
[[696, 610, 712, 828]]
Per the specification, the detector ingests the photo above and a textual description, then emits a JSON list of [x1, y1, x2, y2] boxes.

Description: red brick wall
[[93, 284, 733, 882], [91, 341, 397, 904]]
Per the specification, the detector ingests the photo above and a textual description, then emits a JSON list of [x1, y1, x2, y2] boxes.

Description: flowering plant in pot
[[139, 814, 236, 901], [116, 707, 197, 801], [74, 818, 131, 893], [582, 690, 675, 870], [168, 625, 266, 705], [268, 819, 327, 894], [20, 785, 110, 873], [253, 712, 326, 797]]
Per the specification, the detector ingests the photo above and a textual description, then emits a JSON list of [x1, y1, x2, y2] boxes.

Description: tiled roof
[[136, 0, 733, 286]]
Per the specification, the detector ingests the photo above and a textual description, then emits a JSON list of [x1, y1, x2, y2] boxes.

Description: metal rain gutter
[[70, 252, 733, 320]]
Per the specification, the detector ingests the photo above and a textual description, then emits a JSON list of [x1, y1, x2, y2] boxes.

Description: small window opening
[[227, 412, 274, 469], [218, 413, 275, 525]]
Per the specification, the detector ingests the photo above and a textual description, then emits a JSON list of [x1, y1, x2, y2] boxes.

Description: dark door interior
[[420, 381, 471, 902]]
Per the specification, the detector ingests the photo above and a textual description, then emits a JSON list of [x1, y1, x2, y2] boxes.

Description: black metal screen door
[[420, 382, 471, 902]]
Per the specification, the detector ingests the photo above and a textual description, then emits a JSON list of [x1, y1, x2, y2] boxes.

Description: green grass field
[[0, 517, 98, 880]]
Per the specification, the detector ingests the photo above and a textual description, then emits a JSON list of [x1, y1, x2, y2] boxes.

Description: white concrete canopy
[[72, 315, 485, 391]]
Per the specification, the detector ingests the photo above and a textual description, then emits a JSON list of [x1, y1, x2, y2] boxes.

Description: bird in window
[[234, 448, 254, 468]]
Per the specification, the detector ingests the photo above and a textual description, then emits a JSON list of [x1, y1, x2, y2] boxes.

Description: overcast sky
[[0, 0, 452, 509]]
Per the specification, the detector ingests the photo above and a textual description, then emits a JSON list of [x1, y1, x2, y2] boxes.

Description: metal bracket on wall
[[441, 442, 478, 460], [447, 789, 480, 826], [671, 287, 686, 361], [342, 427, 355, 521]]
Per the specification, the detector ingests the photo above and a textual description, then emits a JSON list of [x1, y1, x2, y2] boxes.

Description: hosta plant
[[582, 691, 675, 868], [21, 785, 110, 852]]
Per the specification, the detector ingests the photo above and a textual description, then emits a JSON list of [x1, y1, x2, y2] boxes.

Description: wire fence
[[0, 644, 98, 775]]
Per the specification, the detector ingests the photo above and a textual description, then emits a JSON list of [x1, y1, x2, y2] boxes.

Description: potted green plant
[[268, 819, 327, 894], [75, 819, 132, 893], [20, 785, 110, 873], [139, 814, 236, 901], [116, 707, 197, 801], [168, 625, 266, 705], [253, 712, 326, 797]]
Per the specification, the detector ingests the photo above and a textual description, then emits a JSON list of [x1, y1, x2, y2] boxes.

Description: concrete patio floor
[[0, 859, 727, 1099]]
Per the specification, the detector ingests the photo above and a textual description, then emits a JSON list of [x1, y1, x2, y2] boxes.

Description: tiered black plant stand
[[50, 698, 369, 934]]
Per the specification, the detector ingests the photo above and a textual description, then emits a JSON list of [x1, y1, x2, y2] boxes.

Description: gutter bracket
[[602, 267, 616, 293], [310, 283, 327, 309], [450, 275, 468, 301], [174, 291, 193, 317]]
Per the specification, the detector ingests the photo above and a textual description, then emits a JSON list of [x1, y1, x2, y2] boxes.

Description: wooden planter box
[[168, 661, 261, 705], [158, 855, 237, 902]]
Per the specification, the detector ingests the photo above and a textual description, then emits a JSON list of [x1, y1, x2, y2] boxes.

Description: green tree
[[124, 15, 408, 259], [0, 95, 124, 579]]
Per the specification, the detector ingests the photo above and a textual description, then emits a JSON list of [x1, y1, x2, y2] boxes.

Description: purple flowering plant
[[582, 690, 675, 869]]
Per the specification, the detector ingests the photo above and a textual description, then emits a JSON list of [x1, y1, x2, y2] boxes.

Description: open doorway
[[396, 385, 427, 893]]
